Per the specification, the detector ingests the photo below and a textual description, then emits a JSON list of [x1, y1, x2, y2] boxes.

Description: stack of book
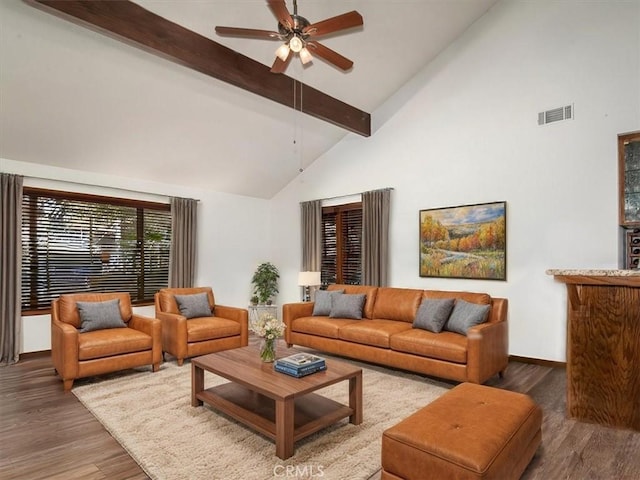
[[274, 353, 327, 378]]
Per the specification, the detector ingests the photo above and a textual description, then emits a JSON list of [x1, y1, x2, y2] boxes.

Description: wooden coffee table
[[191, 346, 363, 459]]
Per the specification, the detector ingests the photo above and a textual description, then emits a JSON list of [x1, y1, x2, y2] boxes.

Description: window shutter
[[21, 188, 170, 311], [321, 202, 362, 286], [321, 211, 337, 285], [341, 208, 362, 284]]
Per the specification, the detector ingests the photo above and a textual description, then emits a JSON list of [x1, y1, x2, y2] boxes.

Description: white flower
[[250, 312, 286, 338]]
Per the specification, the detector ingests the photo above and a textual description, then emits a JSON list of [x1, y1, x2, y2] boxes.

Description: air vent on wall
[[538, 104, 573, 125]]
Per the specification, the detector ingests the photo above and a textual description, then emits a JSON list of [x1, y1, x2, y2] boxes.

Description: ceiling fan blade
[[270, 53, 292, 74], [267, 0, 294, 30], [215, 26, 283, 40], [306, 41, 353, 71], [303, 11, 363, 37]]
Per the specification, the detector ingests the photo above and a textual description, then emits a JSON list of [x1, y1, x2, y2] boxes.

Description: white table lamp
[[298, 271, 321, 302]]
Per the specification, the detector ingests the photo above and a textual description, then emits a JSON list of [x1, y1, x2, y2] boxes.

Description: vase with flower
[[250, 312, 286, 362]]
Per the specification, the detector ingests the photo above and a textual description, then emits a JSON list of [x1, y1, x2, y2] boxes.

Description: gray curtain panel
[[362, 188, 391, 287], [169, 197, 198, 288], [300, 200, 322, 271], [300, 200, 322, 299], [1, 173, 23, 365]]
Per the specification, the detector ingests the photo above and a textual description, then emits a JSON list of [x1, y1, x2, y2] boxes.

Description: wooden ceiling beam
[[26, 0, 371, 137]]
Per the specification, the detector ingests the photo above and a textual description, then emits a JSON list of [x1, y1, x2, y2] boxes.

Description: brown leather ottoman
[[381, 382, 542, 480]]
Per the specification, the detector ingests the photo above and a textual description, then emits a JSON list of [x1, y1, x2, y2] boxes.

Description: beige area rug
[[72, 355, 451, 480]]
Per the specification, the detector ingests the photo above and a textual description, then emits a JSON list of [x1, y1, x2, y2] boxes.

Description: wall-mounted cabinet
[[619, 131, 640, 270], [619, 131, 640, 226], [625, 227, 640, 269]]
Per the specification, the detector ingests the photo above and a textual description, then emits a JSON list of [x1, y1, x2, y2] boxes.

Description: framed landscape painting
[[419, 201, 506, 280]]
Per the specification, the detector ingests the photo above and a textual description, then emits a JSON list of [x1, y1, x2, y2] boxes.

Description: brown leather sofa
[[283, 285, 508, 384], [51, 292, 162, 391], [155, 287, 248, 366]]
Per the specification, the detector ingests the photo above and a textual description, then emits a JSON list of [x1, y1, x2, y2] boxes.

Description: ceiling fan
[[215, 0, 363, 74]]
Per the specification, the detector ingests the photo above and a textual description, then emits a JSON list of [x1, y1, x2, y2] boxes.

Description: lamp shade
[[289, 35, 303, 53], [275, 43, 290, 61], [298, 271, 321, 286], [299, 47, 312, 64]]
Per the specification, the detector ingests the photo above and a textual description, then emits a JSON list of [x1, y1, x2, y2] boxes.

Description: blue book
[[275, 360, 326, 376], [275, 360, 326, 375], [274, 362, 327, 378], [277, 353, 326, 370]]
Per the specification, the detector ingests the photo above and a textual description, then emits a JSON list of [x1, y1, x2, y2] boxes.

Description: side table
[[248, 304, 278, 325]]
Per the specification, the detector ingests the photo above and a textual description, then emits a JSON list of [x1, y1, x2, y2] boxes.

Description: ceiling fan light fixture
[[299, 47, 312, 64], [215, 2, 363, 74], [275, 43, 290, 61], [289, 35, 303, 53]]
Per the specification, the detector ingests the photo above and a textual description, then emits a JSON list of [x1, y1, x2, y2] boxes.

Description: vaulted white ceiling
[[0, 0, 499, 198]]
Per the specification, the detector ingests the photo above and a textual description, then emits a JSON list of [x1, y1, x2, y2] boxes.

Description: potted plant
[[250, 295, 259, 306], [251, 262, 279, 304]]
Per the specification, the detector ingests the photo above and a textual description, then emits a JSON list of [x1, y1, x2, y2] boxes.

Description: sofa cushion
[[423, 289, 491, 305], [76, 299, 127, 333], [390, 329, 467, 364], [158, 287, 215, 315], [330, 293, 367, 319], [174, 292, 212, 319], [372, 287, 423, 323], [58, 292, 132, 328], [445, 300, 490, 335], [339, 320, 413, 348], [328, 284, 378, 319], [78, 327, 152, 360], [312, 289, 344, 316], [290, 316, 360, 339], [186, 317, 241, 342], [413, 298, 455, 333]]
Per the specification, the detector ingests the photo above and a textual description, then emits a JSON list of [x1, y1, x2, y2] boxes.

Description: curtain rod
[[303, 187, 394, 203], [22, 174, 200, 202]]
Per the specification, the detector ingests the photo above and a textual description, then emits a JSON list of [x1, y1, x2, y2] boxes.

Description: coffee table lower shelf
[[196, 383, 355, 458]]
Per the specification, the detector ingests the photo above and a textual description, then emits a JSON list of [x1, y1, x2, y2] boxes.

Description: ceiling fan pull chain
[[299, 75, 304, 173], [293, 78, 298, 155]]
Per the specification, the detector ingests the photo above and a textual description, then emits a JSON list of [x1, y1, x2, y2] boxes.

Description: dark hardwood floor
[[2, 351, 639, 480], [486, 363, 640, 480], [0, 353, 147, 480]]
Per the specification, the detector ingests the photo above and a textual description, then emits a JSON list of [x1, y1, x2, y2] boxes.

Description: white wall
[[5, 0, 639, 359], [2, 158, 271, 352], [270, 0, 640, 362]]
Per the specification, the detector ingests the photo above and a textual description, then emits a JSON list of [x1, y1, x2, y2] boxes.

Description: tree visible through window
[[321, 202, 362, 285], [21, 188, 171, 311]]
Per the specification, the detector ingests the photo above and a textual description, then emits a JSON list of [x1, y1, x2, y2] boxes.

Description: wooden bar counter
[[547, 269, 640, 431]]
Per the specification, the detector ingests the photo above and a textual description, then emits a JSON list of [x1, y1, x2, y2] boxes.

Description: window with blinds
[[21, 188, 171, 312], [321, 202, 362, 285]]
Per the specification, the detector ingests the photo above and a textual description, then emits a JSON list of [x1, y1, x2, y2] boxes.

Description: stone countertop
[[546, 269, 640, 276]]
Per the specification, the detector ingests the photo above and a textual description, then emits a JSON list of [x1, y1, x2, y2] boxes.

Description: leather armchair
[[51, 292, 162, 392], [154, 287, 248, 366]]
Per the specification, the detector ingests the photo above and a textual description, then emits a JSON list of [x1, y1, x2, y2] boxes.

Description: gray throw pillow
[[330, 293, 366, 319], [77, 299, 126, 333], [413, 298, 455, 333], [312, 289, 345, 316], [174, 292, 212, 319], [445, 299, 490, 335]]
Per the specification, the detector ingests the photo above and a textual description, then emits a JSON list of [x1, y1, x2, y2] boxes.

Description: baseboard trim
[[509, 355, 566, 369], [19, 350, 51, 360]]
